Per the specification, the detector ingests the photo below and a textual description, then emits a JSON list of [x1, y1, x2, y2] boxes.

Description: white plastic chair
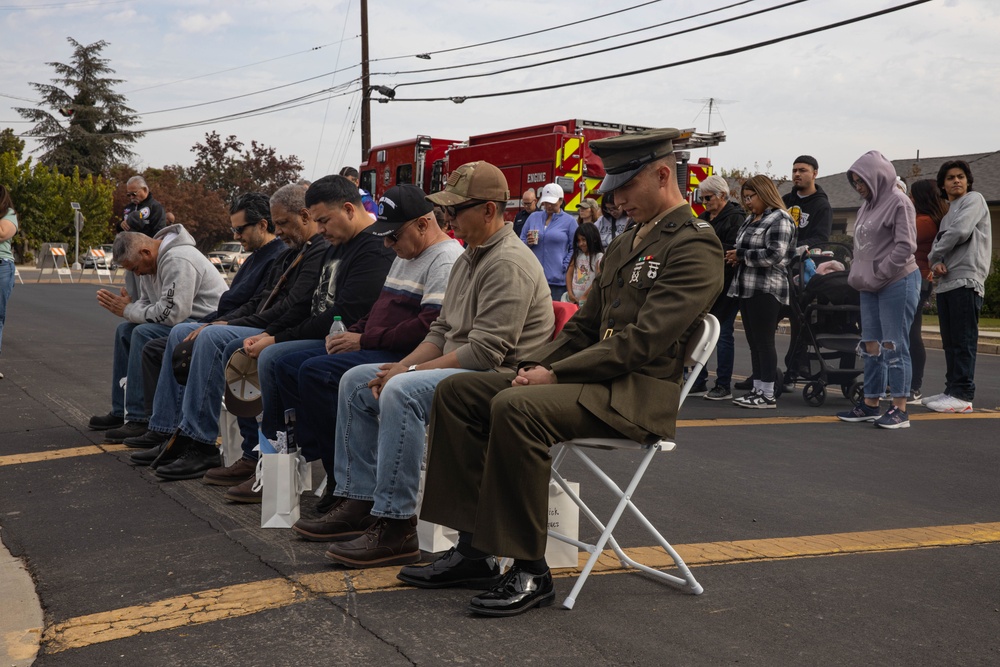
[[548, 313, 721, 609]]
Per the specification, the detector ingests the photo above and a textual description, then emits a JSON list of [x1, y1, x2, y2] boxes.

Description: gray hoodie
[[846, 150, 917, 293], [927, 191, 992, 296], [123, 224, 228, 325]]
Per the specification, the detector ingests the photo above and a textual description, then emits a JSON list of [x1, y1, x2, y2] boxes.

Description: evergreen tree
[[16, 37, 142, 177]]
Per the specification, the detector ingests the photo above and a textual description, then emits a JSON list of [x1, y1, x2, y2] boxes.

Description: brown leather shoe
[[324, 516, 420, 568], [291, 498, 376, 542], [223, 475, 262, 503], [204, 457, 257, 487]]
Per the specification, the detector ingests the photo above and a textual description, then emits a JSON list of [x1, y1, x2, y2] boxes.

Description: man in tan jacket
[[399, 128, 724, 617]]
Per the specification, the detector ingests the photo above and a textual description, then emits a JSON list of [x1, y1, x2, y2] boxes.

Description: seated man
[[232, 185, 465, 506], [199, 175, 401, 496], [132, 183, 330, 479], [398, 129, 723, 617], [233, 175, 396, 440], [89, 225, 228, 442], [130, 192, 285, 449], [293, 161, 555, 568]]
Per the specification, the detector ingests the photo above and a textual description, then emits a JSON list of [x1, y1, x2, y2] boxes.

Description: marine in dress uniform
[[400, 128, 724, 617]]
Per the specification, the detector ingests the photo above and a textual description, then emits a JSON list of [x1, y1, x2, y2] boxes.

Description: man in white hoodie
[[89, 225, 228, 442]]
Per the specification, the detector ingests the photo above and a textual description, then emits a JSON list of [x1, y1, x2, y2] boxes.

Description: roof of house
[[779, 151, 1000, 210]]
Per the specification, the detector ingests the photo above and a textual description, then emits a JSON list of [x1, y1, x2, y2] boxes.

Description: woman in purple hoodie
[[836, 150, 919, 429]]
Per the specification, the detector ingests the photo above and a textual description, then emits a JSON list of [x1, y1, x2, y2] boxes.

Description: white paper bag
[[545, 480, 580, 569], [254, 451, 309, 529], [218, 404, 243, 467]]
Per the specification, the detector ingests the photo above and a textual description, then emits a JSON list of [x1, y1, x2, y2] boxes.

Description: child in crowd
[[565, 223, 604, 306]]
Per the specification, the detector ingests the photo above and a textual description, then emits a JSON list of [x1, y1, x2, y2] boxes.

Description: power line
[[124, 36, 360, 94], [370, 0, 665, 63], [389, 0, 808, 91], [312, 0, 355, 179], [0, 0, 130, 10], [374, 0, 756, 78], [386, 0, 932, 103]]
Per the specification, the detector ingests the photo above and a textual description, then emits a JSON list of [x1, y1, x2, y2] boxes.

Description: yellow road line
[[678, 410, 1000, 428], [43, 521, 1000, 653], [3, 410, 997, 467], [0, 444, 128, 467]]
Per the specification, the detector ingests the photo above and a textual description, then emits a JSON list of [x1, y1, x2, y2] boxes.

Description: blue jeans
[[859, 270, 919, 399], [0, 259, 13, 356], [112, 321, 176, 421], [274, 348, 402, 471], [257, 339, 326, 444], [697, 294, 739, 388], [149, 323, 263, 444], [334, 364, 472, 519], [936, 286, 982, 402]]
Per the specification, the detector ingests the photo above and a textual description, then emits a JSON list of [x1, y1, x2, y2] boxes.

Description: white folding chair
[[548, 313, 720, 609]]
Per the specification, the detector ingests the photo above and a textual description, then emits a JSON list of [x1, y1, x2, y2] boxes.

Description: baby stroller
[[784, 242, 864, 407]]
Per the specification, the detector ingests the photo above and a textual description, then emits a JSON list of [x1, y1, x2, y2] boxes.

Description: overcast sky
[[1, 0, 997, 183]]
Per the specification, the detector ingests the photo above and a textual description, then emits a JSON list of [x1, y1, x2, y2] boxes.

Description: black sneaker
[[733, 377, 753, 391], [688, 382, 709, 397], [705, 385, 732, 401], [89, 413, 124, 431], [104, 422, 149, 443]]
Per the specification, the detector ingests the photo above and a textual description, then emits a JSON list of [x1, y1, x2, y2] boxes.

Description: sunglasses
[[385, 218, 417, 243], [125, 191, 142, 199], [231, 222, 256, 235], [444, 200, 487, 218], [700, 195, 715, 203]]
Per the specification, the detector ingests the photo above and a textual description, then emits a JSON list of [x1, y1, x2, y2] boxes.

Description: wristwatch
[[407, 364, 418, 372]]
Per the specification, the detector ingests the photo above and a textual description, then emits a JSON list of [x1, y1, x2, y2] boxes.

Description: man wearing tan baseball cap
[[300, 161, 555, 572]]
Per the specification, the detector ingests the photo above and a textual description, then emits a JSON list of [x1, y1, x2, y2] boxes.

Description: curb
[[0, 531, 43, 667]]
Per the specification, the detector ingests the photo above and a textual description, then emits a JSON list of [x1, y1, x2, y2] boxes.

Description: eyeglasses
[[385, 218, 417, 243], [444, 200, 487, 218], [700, 195, 715, 203], [742, 192, 757, 203], [851, 178, 866, 190], [231, 222, 256, 235]]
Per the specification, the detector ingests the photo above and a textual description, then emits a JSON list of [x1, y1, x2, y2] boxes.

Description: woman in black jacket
[[691, 175, 745, 400]]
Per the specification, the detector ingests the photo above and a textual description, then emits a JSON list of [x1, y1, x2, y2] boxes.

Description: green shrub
[[982, 253, 1000, 317]]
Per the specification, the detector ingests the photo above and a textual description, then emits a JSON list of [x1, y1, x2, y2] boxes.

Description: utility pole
[[360, 0, 371, 161]]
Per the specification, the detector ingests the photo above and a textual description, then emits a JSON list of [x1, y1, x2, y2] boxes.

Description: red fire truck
[[358, 120, 725, 218]]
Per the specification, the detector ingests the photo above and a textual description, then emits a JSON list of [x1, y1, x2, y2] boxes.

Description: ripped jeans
[[858, 270, 920, 399]]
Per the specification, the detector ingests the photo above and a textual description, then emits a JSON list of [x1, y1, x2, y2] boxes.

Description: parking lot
[[2, 282, 998, 666]]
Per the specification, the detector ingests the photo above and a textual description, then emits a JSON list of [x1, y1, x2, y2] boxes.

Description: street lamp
[[70, 202, 83, 270]]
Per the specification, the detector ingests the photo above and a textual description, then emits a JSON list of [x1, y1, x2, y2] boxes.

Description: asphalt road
[[1, 282, 998, 666]]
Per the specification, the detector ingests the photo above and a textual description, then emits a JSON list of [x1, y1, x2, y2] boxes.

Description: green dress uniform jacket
[[420, 203, 724, 560], [531, 203, 724, 442]]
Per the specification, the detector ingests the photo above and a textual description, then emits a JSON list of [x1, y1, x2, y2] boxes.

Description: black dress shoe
[[122, 429, 168, 449], [154, 440, 221, 481], [468, 566, 555, 617], [89, 413, 124, 431], [733, 377, 753, 391], [397, 547, 501, 590]]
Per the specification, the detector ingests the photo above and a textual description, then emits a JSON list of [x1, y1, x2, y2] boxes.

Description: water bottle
[[284, 408, 297, 453], [329, 315, 346, 337]]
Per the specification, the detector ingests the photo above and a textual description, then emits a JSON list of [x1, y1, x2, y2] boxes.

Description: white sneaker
[[920, 393, 947, 406], [925, 395, 973, 414]]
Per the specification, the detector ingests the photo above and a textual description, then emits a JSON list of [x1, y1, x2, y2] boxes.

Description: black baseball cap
[[367, 184, 434, 236]]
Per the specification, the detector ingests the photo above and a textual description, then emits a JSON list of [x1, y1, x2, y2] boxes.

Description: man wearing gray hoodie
[[90, 225, 228, 441]]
